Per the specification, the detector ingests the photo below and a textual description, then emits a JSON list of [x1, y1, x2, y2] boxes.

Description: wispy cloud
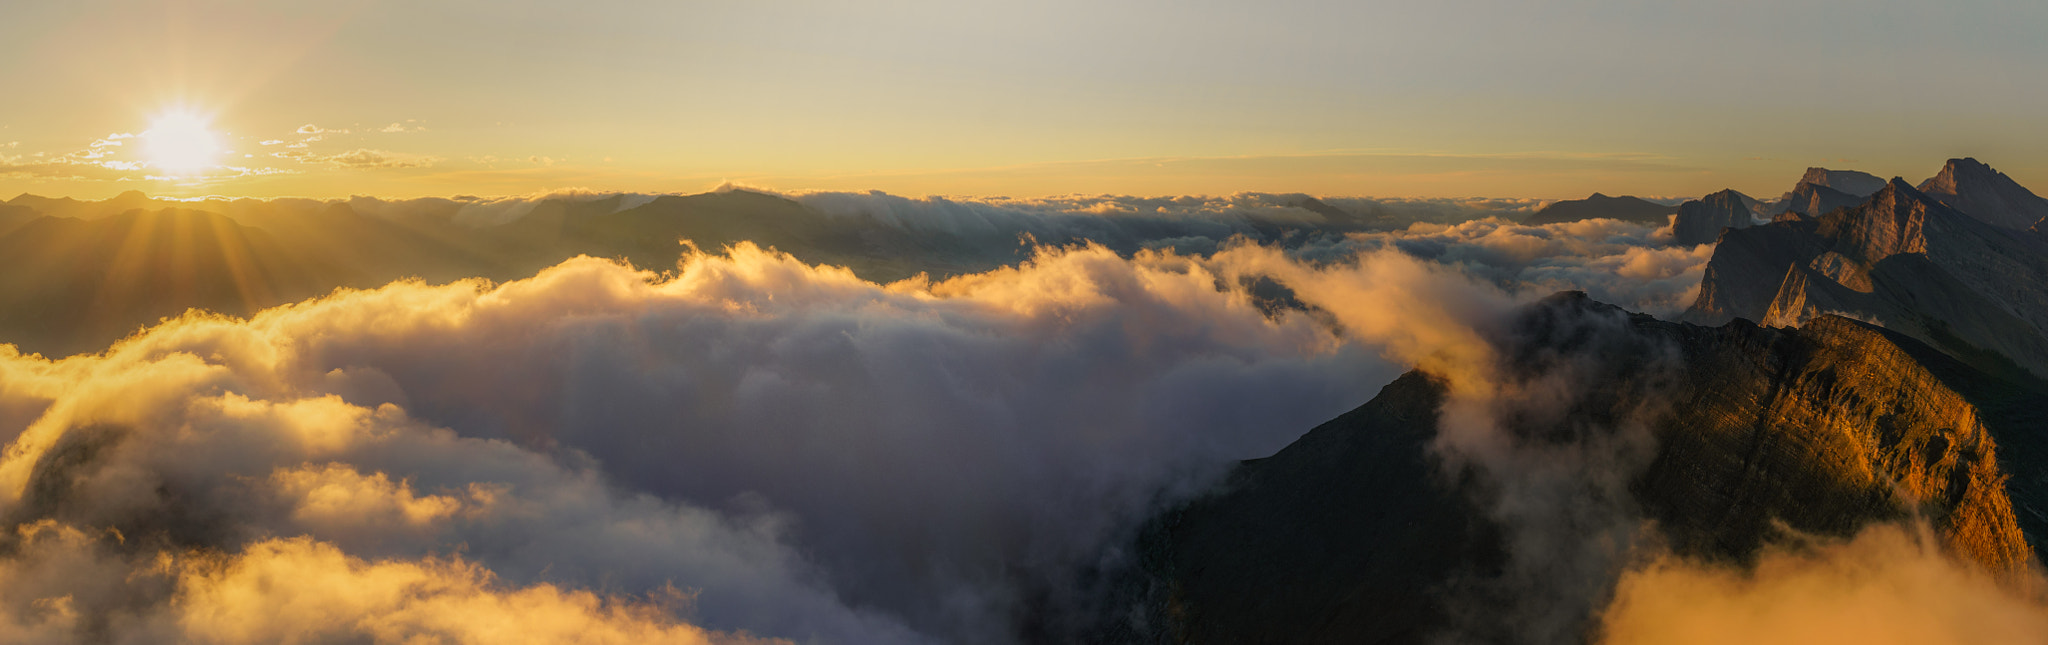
[[320, 148, 436, 169]]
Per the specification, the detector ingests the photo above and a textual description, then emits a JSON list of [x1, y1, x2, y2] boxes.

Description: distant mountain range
[[0, 189, 1378, 356], [1685, 174, 2048, 380]]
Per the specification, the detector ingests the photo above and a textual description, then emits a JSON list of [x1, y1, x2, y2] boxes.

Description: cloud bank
[[0, 242, 1412, 643], [0, 201, 2021, 642]]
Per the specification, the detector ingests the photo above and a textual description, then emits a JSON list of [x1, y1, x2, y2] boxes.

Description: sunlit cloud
[[319, 148, 436, 169]]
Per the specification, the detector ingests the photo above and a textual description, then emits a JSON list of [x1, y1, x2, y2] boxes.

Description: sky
[[2, 0, 2045, 200]]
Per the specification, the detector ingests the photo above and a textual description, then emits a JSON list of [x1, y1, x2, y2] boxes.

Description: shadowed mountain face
[[1671, 189, 1755, 246], [1115, 295, 2045, 644], [1685, 178, 2048, 378], [1524, 193, 1677, 225], [1787, 167, 1886, 200], [1777, 180, 1864, 218], [1917, 157, 2048, 230]]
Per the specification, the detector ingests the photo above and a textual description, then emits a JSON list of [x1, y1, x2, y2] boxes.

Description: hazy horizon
[[6, 1, 2046, 201]]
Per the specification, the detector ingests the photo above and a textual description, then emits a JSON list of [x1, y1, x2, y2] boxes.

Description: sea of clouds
[[0, 192, 2040, 643]]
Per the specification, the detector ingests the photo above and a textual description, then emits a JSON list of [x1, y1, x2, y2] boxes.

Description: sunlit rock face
[[1119, 295, 2042, 644], [1917, 157, 2048, 230], [1671, 189, 1755, 247], [1685, 178, 2048, 379]]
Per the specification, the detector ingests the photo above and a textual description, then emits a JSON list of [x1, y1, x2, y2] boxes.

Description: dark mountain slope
[[1777, 180, 1864, 217], [1917, 157, 2048, 230], [1788, 167, 1886, 198], [1524, 193, 1676, 225], [1117, 295, 2041, 644], [1671, 189, 1755, 246]]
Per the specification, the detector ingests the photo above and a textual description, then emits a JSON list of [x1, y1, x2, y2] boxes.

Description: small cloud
[[378, 122, 427, 133], [286, 141, 309, 149], [259, 139, 285, 146], [296, 124, 349, 135], [528, 156, 559, 166], [322, 148, 435, 169]]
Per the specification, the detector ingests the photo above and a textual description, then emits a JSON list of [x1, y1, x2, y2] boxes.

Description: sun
[[146, 111, 222, 175]]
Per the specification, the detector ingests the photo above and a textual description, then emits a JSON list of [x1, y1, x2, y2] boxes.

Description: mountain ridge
[[1112, 294, 2045, 643]]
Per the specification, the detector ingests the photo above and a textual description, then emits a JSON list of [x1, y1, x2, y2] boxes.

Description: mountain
[[1916, 157, 2048, 230], [0, 204, 35, 235], [1670, 189, 1755, 246], [1684, 178, 2048, 379], [1113, 294, 2046, 643], [5, 190, 165, 220], [0, 209, 350, 356], [1776, 181, 1864, 218], [0, 190, 1390, 356], [1524, 193, 1678, 225], [1785, 167, 1886, 199]]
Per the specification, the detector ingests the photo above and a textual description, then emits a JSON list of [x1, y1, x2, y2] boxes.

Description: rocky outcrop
[[1778, 181, 1865, 217], [1789, 167, 1887, 199], [1672, 189, 1756, 246], [1684, 179, 2048, 378], [1917, 157, 2048, 230], [1525, 193, 1678, 225], [1119, 295, 2045, 644]]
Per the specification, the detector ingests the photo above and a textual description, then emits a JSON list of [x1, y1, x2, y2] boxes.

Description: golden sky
[[4, 0, 2045, 200]]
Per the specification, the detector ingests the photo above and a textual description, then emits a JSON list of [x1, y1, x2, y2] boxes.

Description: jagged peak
[[1794, 167, 1886, 197]]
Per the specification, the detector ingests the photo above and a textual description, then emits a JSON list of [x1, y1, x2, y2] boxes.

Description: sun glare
[[146, 111, 222, 175]]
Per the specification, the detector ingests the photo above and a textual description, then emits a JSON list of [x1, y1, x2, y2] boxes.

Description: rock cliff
[[1916, 157, 2048, 230], [1684, 179, 2048, 378], [1113, 294, 2045, 644], [1671, 189, 1755, 246], [1788, 167, 1886, 199]]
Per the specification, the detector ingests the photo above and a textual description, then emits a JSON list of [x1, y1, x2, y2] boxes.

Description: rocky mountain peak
[[1816, 177, 1941, 264], [1794, 167, 1887, 198], [1916, 157, 2048, 229], [1672, 188, 1756, 246]]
